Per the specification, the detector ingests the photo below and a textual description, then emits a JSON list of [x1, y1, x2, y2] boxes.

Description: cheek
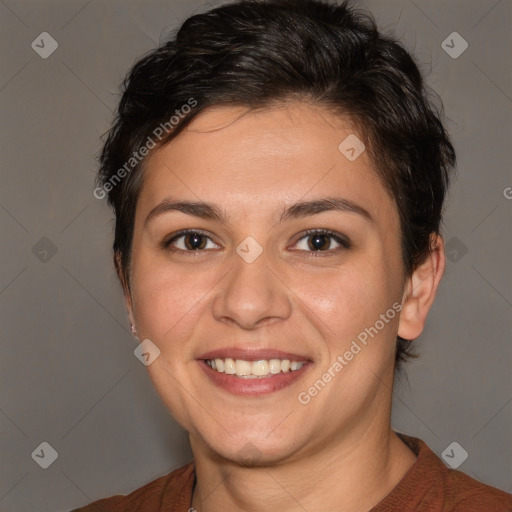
[[290, 260, 396, 341], [130, 254, 217, 345]]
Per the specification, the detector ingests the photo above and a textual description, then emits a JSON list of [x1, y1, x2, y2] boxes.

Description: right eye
[[163, 230, 220, 253]]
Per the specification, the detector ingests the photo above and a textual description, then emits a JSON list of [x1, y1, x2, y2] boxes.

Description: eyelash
[[161, 228, 351, 256]]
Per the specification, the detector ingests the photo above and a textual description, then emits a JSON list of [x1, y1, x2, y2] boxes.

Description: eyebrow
[[145, 199, 225, 226], [279, 197, 373, 223], [144, 196, 373, 227]]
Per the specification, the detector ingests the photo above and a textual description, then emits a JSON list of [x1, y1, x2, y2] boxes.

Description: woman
[[75, 0, 512, 510]]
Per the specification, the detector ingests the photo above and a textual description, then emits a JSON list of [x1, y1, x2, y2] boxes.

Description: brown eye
[[183, 233, 207, 250], [293, 230, 350, 252], [307, 233, 331, 251], [164, 230, 220, 252]]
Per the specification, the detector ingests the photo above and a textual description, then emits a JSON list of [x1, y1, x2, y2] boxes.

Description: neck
[[191, 424, 416, 512]]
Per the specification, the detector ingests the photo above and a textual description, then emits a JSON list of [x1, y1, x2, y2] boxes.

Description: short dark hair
[[97, 0, 456, 371]]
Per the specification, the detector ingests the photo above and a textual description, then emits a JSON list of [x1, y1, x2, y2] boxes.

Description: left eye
[[293, 231, 349, 252]]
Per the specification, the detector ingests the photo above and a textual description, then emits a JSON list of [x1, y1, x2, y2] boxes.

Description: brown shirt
[[71, 435, 512, 511]]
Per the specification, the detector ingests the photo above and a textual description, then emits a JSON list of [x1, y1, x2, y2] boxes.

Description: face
[[125, 102, 408, 464]]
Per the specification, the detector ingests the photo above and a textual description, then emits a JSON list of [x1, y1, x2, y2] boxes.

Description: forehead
[[137, 103, 396, 226]]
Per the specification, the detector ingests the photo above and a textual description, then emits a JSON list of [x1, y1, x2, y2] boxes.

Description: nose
[[211, 248, 292, 330]]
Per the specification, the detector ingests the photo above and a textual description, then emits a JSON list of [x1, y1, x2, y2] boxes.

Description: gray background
[[0, 0, 510, 510]]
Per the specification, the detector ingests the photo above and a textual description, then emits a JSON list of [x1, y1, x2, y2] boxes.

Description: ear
[[114, 251, 136, 330], [397, 234, 446, 341]]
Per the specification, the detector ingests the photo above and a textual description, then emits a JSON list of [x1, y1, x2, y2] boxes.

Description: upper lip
[[197, 348, 312, 362]]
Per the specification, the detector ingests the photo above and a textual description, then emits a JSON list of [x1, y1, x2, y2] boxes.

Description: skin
[[120, 102, 445, 512]]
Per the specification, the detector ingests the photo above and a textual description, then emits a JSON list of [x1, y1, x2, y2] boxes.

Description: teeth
[[252, 360, 269, 376], [205, 358, 306, 378], [235, 359, 252, 376], [269, 359, 281, 374], [224, 358, 236, 374]]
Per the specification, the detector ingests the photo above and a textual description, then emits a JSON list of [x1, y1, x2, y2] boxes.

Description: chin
[[203, 432, 303, 468]]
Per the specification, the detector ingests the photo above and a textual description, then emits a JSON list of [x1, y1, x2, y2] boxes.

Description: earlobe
[[114, 251, 137, 335], [397, 234, 446, 341]]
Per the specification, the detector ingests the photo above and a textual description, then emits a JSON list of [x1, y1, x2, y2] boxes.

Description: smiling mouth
[[205, 358, 307, 378]]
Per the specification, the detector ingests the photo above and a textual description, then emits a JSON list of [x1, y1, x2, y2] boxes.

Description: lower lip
[[198, 360, 312, 396]]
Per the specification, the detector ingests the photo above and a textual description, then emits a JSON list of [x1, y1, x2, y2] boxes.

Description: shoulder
[[70, 462, 195, 512], [442, 463, 512, 511], [374, 434, 512, 512]]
